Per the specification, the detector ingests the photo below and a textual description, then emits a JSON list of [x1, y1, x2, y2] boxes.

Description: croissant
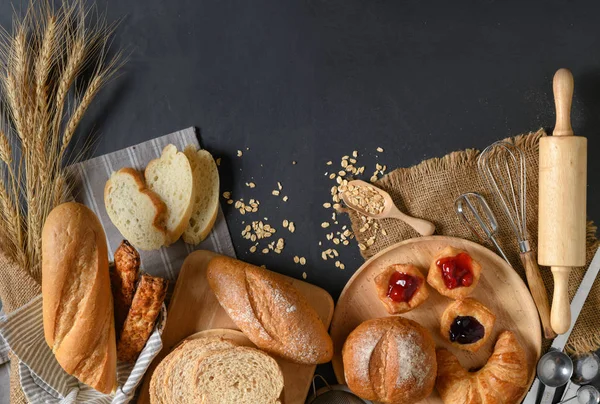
[[436, 331, 529, 404]]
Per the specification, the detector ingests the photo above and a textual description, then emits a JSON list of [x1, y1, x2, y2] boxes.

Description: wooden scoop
[[538, 68, 588, 334], [341, 179, 436, 236]]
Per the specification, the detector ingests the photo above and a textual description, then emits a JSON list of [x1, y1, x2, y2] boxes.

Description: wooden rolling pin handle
[[553, 68, 574, 137], [519, 251, 557, 339], [550, 266, 572, 334], [389, 207, 436, 236]]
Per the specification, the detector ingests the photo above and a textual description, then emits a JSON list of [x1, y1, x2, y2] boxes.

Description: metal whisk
[[478, 140, 556, 338]]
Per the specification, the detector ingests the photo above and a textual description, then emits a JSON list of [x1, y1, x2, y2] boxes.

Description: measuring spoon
[[559, 385, 600, 404], [538, 350, 574, 404]]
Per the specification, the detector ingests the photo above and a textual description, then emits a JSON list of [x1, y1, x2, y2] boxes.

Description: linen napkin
[[0, 127, 236, 403]]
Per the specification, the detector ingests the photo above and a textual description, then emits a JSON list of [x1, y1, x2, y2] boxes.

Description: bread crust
[[436, 331, 529, 404], [206, 256, 333, 365], [427, 246, 482, 299], [41, 202, 117, 394], [374, 264, 429, 314], [440, 298, 496, 352], [111, 240, 140, 337], [117, 274, 168, 362], [342, 317, 437, 404]]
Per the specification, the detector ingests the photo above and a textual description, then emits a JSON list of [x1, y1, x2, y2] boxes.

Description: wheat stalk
[[0, 1, 124, 280]]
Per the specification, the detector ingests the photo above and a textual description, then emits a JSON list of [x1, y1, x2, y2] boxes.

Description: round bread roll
[[342, 317, 437, 404]]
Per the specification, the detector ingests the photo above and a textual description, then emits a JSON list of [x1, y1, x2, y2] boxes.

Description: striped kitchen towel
[[0, 127, 236, 403]]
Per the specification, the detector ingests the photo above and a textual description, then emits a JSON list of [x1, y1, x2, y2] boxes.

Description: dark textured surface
[[2, 0, 600, 397]]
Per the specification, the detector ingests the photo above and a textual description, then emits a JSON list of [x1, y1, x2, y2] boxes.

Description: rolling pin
[[538, 68, 587, 335]]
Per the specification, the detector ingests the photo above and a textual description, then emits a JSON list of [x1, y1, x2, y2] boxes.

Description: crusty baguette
[[42, 202, 117, 394], [117, 274, 168, 362], [145, 144, 195, 244], [182, 146, 220, 245], [111, 240, 140, 337], [207, 256, 333, 365], [104, 168, 168, 250]]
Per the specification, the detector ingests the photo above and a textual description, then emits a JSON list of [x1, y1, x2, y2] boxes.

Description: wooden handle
[[553, 68, 574, 137], [550, 266, 572, 334], [520, 251, 556, 339], [389, 207, 436, 236]]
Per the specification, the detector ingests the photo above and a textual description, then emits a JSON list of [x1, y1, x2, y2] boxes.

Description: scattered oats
[[262, 248, 269, 254], [283, 219, 289, 228], [338, 171, 346, 177], [321, 251, 327, 260], [352, 150, 358, 158], [333, 238, 340, 245], [376, 163, 382, 170], [350, 158, 357, 164], [246, 182, 256, 188], [376, 147, 384, 152], [342, 155, 349, 160], [216, 157, 221, 166], [335, 260, 340, 268], [292, 160, 297, 164], [341, 160, 348, 168], [272, 190, 280, 196], [300, 257, 306, 265], [367, 238, 375, 246], [283, 196, 288, 202], [323, 202, 331, 208], [329, 173, 336, 179], [277, 182, 282, 190], [340, 263, 346, 270], [326, 161, 332, 165], [288, 222, 295, 233], [358, 243, 367, 251], [293, 256, 300, 264], [336, 176, 342, 185], [227, 199, 233, 205], [343, 240, 349, 245], [302, 272, 307, 279], [318, 241, 322, 246], [370, 175, 378, 182], [382, 229, 388, 236], [249, 245, 257, 253], [223, 191, 231, 199], [321, 222, 330, 228], [237, 150, 243, 157]]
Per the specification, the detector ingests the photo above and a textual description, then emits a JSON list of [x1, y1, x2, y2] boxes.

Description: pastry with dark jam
[[427, 246, 482, 300], [374, 264, 429, 314], [440, 298, 496, 352]]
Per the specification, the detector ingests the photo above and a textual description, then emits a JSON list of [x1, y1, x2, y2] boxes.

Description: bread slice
[[182, 146, 220, 245], [104, 168, 167, 250], [194, 347, 283, 404], [169, 338, 236, 403], [145, 144, 195, 245]]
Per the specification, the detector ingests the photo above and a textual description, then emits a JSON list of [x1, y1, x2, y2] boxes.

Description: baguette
[[111, 240, 140, 337], [42, 202, 117, 394], [207, 256, 333, 365], [117, 274, 168, 362]]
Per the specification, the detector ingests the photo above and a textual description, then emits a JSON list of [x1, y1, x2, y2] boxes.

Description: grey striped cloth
[[0, 127, 236, 403]]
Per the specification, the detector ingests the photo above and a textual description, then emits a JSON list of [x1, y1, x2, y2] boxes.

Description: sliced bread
[[182, 146, 220, 245], [145, 144, 195, 245], [104, 168, 167, 250], [194, 347, 284, 404], [149, 341, 184, 404]]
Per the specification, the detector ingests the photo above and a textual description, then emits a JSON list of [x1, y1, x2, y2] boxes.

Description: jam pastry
[[436, 331, 529, 404], [374, 264, 429, 314], [427, 246, 482, 299], [440, 298, 496, 352]]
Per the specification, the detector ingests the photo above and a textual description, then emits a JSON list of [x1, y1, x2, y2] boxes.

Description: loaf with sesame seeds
[[206, 256, 334, 365]]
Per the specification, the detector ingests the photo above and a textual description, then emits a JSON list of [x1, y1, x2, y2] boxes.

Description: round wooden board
[[330, 236, 542, 404]]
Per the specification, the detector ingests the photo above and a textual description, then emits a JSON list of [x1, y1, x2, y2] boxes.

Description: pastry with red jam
[[374, 264, 428, 314], [427, 246, 482, 300], [440, 298, 496, 352]]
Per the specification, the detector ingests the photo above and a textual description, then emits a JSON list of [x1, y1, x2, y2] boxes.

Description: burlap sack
[[349, 129, 600, 355], [0, 250, 41, 404]]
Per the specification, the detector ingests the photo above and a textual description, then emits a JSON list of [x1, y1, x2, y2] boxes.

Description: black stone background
[[1, 0, 600, 401]]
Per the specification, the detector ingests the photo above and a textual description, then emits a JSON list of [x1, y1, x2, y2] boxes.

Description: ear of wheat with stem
[[0, 1, 124, 281]]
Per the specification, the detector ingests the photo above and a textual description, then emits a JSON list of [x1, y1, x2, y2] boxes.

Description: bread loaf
[[42, 202, 117, 394], [342, 317, 437, 404], [111, 240, 140, 336], [207, 256, 333, 365]]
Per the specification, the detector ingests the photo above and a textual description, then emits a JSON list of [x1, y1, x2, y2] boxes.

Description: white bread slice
[[194, 347, 284, 404], [149, 342, 181, 404], [104, 168, 167, 250], [145, 144, 195, 245], [169, 338, 236, 403], [182, 146, 220, 245]]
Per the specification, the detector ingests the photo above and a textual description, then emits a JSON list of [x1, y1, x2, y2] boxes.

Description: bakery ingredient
[[479, 138, 555, 338], [440, 298, 496, 352], [117, 274, 168, 362], [150, 337, 283, 404], [342, 316, 437, 404], [374, 264, 429, 314], [436, 331, 529, 404], [111, 240, 141, 336], [427, 246, 482, 299], [538, 68, 587, 335], [41, 202, 117, 394], [145, 144, 196, 244], [207, 255, 333, 365], [105, 168, 168, 250], [182, 145, 220, 245]]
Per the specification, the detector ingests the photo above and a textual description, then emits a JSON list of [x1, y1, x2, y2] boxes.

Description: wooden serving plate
[[330, 236, 542, 404], [138, 250, 335, 404]]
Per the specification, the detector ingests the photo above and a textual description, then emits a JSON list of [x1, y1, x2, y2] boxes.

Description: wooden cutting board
[[330, 236, 542, 404], [138, 250, 335, 404]]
